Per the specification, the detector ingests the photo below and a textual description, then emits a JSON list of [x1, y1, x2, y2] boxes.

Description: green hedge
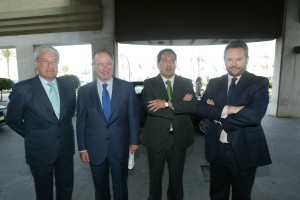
[[0, 78, 13, 101], [60, 74, 81, 89]]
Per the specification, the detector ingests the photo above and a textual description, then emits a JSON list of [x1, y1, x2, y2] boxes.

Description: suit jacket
[[6, 75, 76, 166], [76, 78, 140, 165], [141, 75, 198, 152], [196, 71, 272, 170]]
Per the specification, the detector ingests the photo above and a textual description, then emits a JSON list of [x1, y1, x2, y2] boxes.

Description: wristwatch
[[165, 100, 169, 108]]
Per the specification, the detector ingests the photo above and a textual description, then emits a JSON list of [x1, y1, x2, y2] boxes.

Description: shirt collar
[[39, 76, 57, 86], [228, 74, 242, 82], [161, 75, 175, 84], [97, 77, 113, 86]]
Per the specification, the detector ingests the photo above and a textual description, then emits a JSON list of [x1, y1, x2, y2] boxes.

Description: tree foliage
[[0, 49, 16, 79], [0, 78, 14, 102], [60, 74, 81, 90]]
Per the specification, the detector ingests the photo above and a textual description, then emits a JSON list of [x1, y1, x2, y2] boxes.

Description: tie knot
[[47, 82, 55, 88], [102, 83, 108, 89], [166, 80, 171, 86], [231, 78, 237, 86]]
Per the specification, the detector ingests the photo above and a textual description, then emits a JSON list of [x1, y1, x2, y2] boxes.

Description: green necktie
[[47, 82, 60, 119], [166, 80, 172, 100], [166, 80, 173, 130]]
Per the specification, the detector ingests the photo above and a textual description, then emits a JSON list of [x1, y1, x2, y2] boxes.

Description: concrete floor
[[1, 94, 300, 199]]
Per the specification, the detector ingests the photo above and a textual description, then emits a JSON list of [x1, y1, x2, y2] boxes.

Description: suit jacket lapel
[[172, 75, 182, 100], [90, 80, 105, 120], [110, 78, 118, 119], [219, 75, 228, 102], [56, 78, 68, 120], [236, 71, 251, 93], [156, 75, 169, 100], [227, 71, 250, 103], [109, 78, 120, 122], [32, 76, 57, 118]]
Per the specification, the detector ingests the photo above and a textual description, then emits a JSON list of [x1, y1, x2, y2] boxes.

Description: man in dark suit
[[6, 45, 76, 200], [142, 48, 198, 200], [76, 49, 140, 200], [196, 40, 272, 200]]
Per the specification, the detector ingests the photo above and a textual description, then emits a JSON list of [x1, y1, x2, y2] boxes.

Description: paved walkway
[[1, 94, 300, 199]]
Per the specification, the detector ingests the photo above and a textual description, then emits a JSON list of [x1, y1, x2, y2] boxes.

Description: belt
[[169, 131, 174, 134], [219, 141, 231, 145]]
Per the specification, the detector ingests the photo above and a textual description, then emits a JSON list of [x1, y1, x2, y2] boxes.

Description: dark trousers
[[147, 134, 186, 200], [90, 150, 128, 200], [210, 142, 257, 200], [29, 156, 74, 200]]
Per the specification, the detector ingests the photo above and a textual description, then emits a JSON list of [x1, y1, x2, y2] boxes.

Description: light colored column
[[15, 45, 36, 81], [269, 0, 300, 117]]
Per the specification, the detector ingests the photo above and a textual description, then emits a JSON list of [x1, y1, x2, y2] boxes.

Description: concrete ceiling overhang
[[0, 0, 102, 36], [115, 0, 285, 46]]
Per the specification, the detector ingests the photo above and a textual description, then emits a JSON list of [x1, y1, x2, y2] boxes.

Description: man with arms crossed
[[142, 48, 198, 200], [197, 40, 271, 200]]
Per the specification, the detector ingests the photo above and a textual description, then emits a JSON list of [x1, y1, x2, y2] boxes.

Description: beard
[[227, 67, 246, 77]]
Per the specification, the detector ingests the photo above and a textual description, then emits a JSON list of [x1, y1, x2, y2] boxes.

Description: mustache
[[228, 66, 241, 69]]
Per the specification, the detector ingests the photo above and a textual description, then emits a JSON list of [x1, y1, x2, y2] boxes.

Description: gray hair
[[33, 45, 60, 61]]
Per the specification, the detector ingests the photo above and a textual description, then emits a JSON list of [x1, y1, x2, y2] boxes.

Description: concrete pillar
[[15, 45, 36, 81], [269, 0, 300, 117]]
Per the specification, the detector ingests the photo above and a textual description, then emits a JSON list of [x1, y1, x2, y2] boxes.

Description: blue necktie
[[102, 83, 111, 121], [47, 82, 60, 119]]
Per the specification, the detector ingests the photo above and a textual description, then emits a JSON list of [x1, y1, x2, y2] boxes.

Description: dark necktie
[[166, 80, 172, 100], [227, 77, 237, 104], [102, 83, 111, 121]]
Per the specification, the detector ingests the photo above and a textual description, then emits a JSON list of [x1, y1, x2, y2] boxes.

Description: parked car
[[131, 81, 207, 135], [0, 105, 7, 126]]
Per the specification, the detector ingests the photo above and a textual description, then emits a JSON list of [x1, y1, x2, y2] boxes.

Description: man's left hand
[[129, 144, 139, 153]]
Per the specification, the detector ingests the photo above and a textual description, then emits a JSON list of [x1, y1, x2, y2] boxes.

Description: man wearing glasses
[[142, 48, 198, 200]]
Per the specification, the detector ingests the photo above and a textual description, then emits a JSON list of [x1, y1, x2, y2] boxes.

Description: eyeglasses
[[160, 58, 176, 63], [95, 62, 113, 68]]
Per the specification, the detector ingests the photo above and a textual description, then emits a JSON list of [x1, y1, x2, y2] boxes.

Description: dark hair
[[92, 49, 114, 64], [224, 40, 249, 59], [196, 77, 202, 82], [157, 48, 177, 63]]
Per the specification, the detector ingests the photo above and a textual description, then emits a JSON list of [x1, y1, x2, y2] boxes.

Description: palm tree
[[0, 49, 15, 79]]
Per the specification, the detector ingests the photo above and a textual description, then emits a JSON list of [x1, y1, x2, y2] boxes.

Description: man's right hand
[[227, 105, 245, 114]]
